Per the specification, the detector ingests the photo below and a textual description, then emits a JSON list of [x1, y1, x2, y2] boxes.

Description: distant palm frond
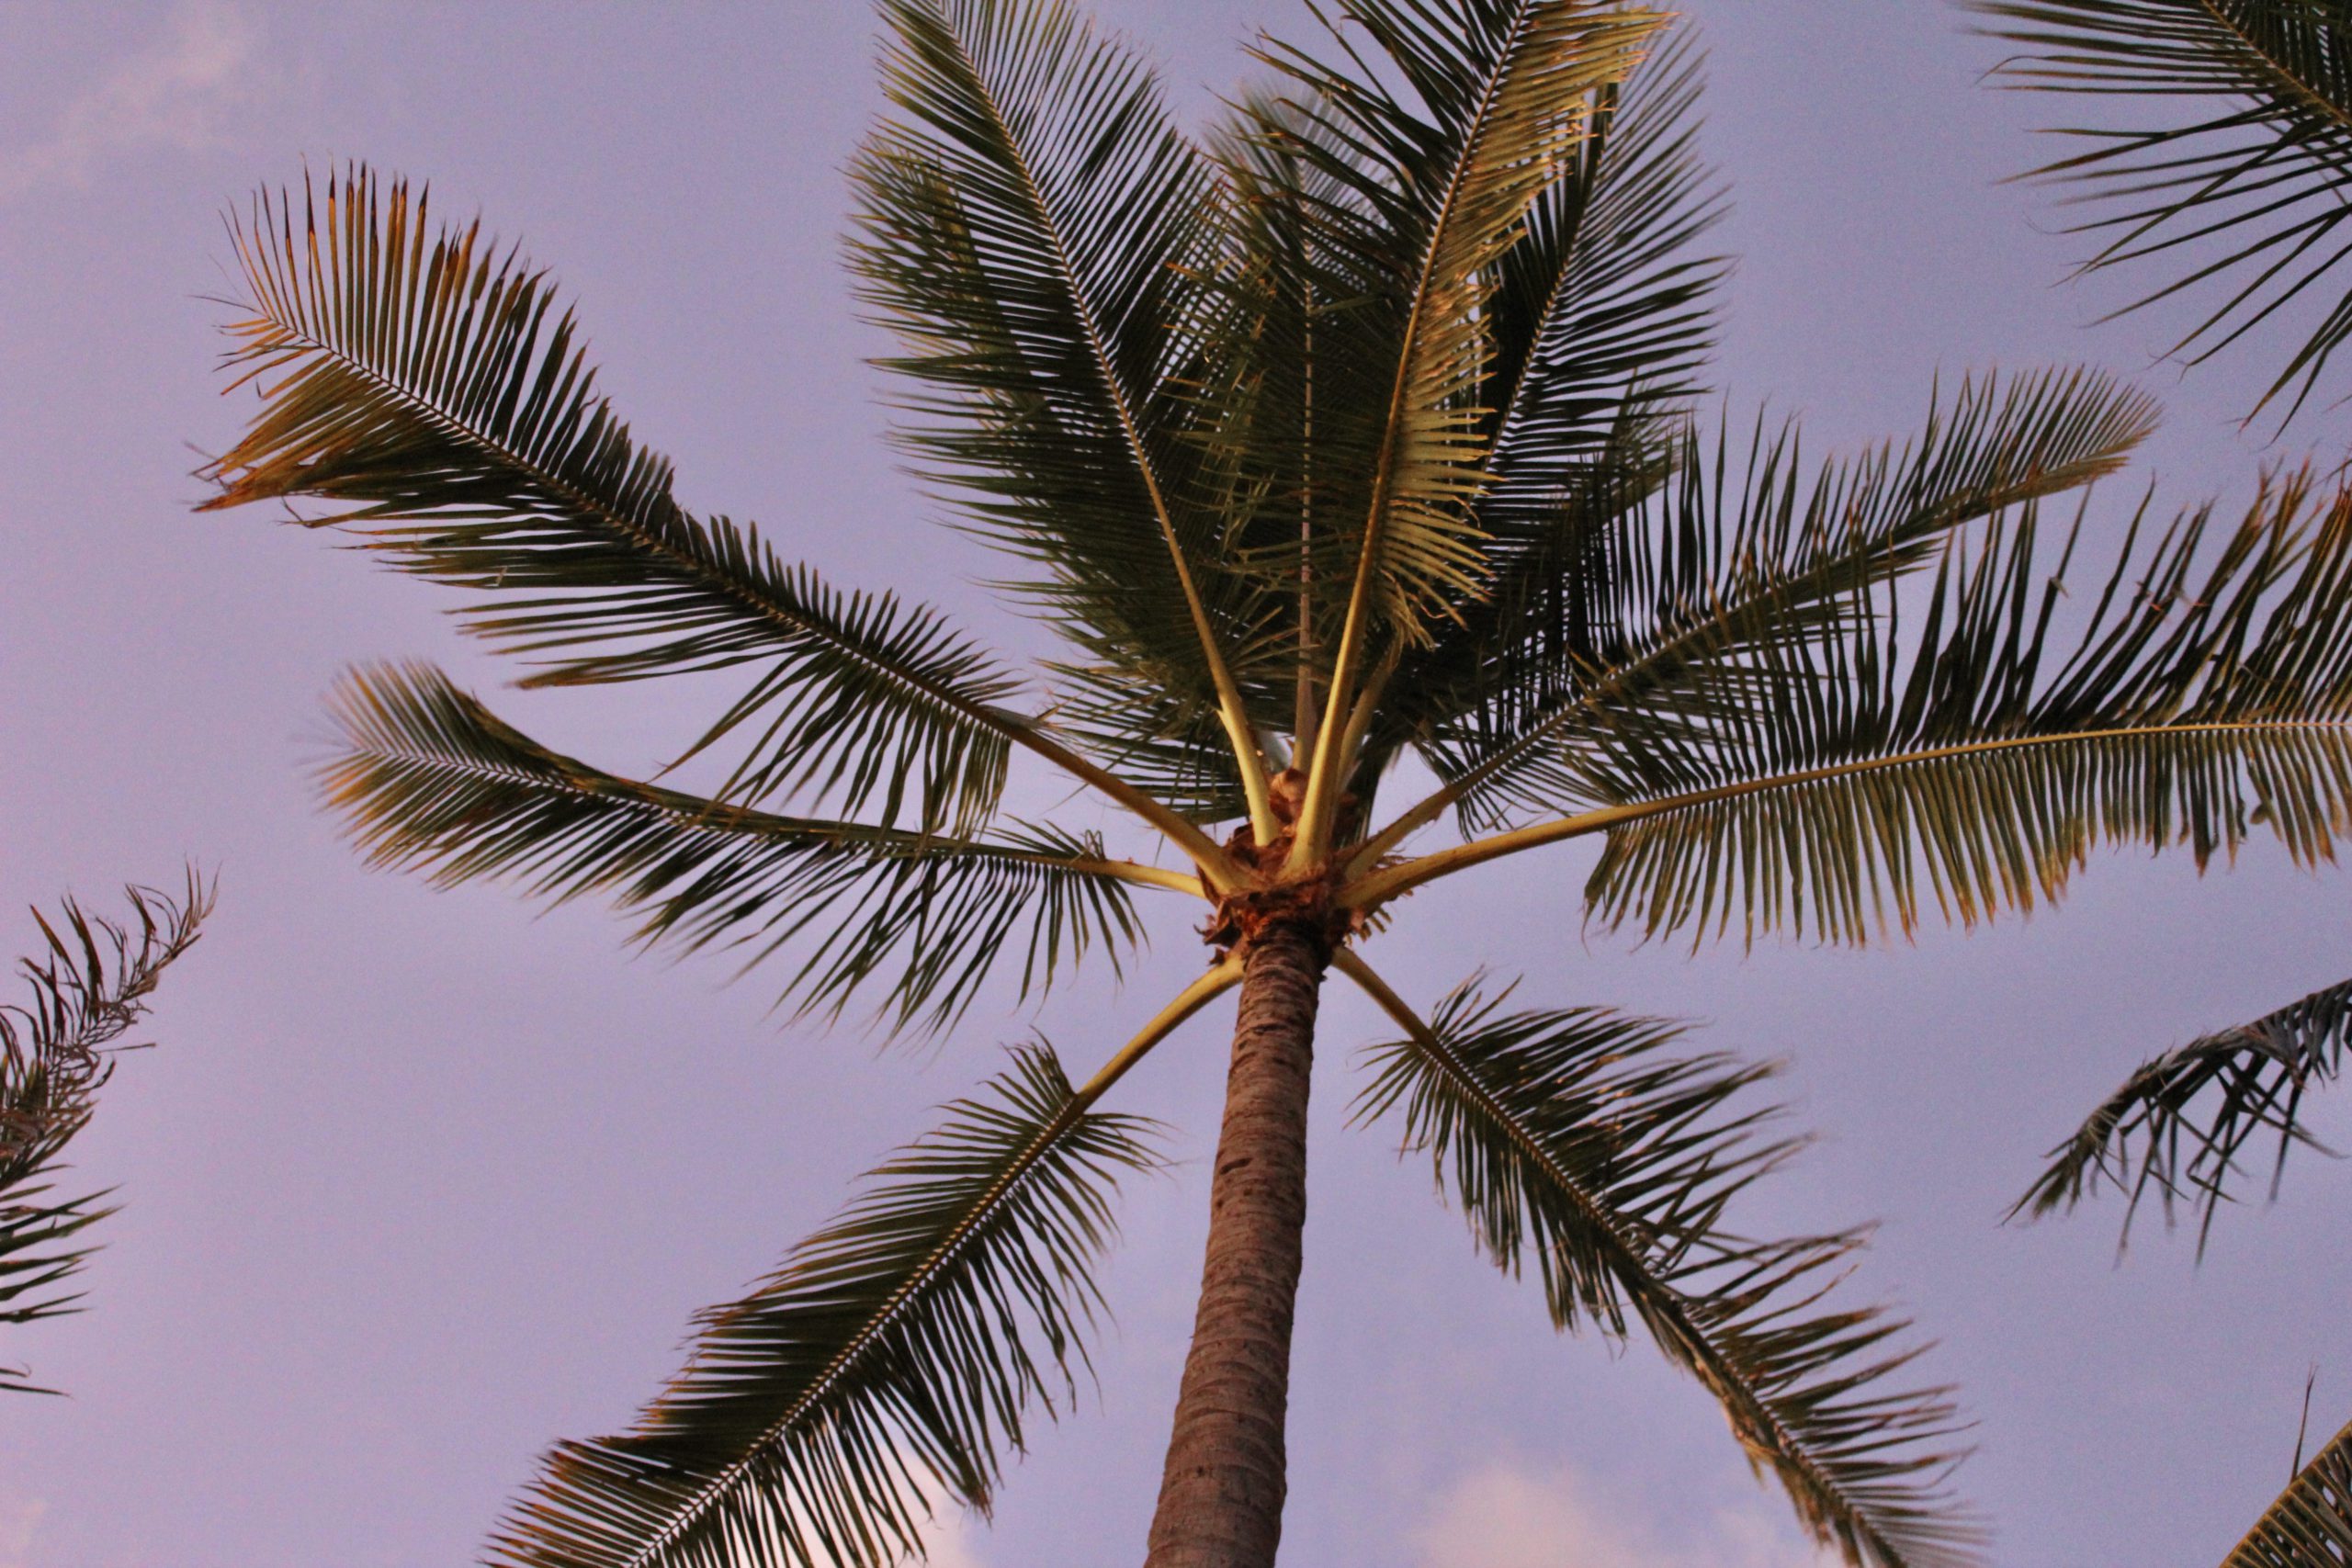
[[1352, 971, 1979, 1568], [2, 874, 209, 1394], [2017, 973, 2351, 1254], [486, 1044, 1159, 1568], [1971, 0, 2352, 423], [322, 662, 1147, 1033]]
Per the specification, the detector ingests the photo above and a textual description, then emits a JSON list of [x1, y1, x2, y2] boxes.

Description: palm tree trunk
[[1144, 919, 1326, 1568]]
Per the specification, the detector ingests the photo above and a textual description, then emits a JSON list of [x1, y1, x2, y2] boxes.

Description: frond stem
[[1070, 956, 1246, 1107]]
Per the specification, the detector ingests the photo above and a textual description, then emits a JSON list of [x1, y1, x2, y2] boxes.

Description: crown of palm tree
[[198, 2, 2352, 1564]]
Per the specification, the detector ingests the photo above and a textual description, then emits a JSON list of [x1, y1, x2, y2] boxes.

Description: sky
[[3, 3, 2349, 1566]]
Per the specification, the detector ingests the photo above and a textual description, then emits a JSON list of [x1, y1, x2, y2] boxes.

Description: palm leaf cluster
[[851, 0, 1266, 813], [1, 874, 209, 1393], [1970, 0, 2352, 423], [198, 0, 2352, 1562], [1397, 367, 2163, 840], [205, 168, 1026, 837], [485, 1045, 1159, 1568], [1353, 971, 1977, 1568], [2018, 972, 2351, 1252]]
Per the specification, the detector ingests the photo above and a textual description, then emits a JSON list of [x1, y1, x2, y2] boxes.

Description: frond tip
[[2222, 1412, 2352, 1566], [1348, 964, 1980, 1568], [485, 1043, 1161, 1568], [1, 872, 210, 1394], [2015, 974, 2352, 1255]]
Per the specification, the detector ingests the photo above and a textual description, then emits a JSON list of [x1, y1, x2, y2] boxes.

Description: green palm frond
[[1349, 964, 1978, 1568], [1971, 0, 2352, 423], [1555, 467, 2352, 946], [2015, 974, 2350, 1254], [204, 165, 1025, 834], [1479, 26, 1723, 527], [1397, 367, 2162, 840], [2, 874, 209, 1394], [2223, 1414, 2352, 1567], [1374, 30, 1724, 763], [1263, 1, 1668, 649], [486, 1043, 1160, 1568], [322, 663, 1153, 1033], [850, 0, 1279, 802]]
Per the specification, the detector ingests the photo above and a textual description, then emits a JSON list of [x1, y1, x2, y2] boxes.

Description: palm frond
[[486, 1043, 1160, 1568], [205, 164, 1024, 833], [322, 663, 1150, 1034], [1401, 367, 2162, 840], [2015, 973, 2351, 1255], [1479, 25, 1724, 531], [1264, 0, 1668, 651], [1972, 0, 2352, 423], [2222, 1413, 2352, 1567], [1559, 467, 2352, 947], [1374, 29, 1725, 765], [850, 0, 1280, 802], [1349, 964, 1978, 1568], [2, 874, 209, 1394]]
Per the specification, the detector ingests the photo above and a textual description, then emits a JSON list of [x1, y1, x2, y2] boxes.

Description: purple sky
[[5, 4, 2349, 1566]]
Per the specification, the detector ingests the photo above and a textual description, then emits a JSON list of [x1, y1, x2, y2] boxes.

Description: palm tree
[[1, 874, 209, 1393], [1968, 0, 2352, 1261], [198, 2, 2352, 1564]]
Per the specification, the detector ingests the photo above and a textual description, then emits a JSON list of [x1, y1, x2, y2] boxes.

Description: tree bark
[[1144, 919, 1326, 1568]]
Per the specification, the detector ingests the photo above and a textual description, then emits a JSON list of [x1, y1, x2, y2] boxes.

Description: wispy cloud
[[0, 1488, 45, 1568], [1414, 1459, 1840, 1568], [0, 0, 257, 200]]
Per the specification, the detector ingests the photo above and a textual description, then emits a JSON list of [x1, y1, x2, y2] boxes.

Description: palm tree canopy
[[198, 1, 2352, 1564]]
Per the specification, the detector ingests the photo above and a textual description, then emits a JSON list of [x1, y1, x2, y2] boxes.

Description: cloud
[[0, 1489, 44, 1568], [0, 0, 257, 200], [1414, 1460, 1839, 1568]]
